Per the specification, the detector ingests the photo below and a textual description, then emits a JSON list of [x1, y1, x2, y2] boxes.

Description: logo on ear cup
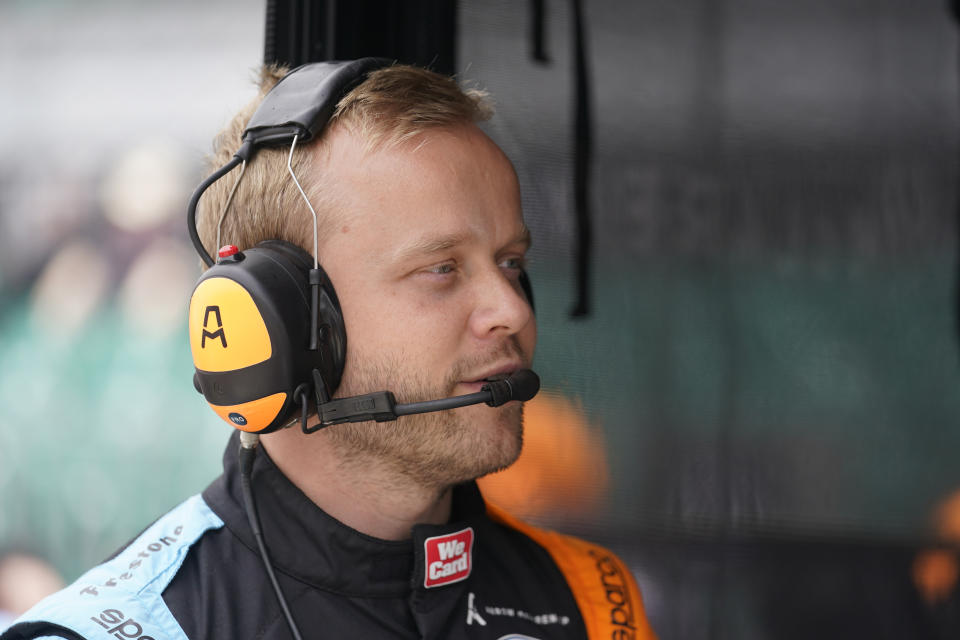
[[189, 277, 272, 372], [201, 306, 227, 348]]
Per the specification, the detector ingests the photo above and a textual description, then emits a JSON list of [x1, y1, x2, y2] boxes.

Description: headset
[[186, 58, 536, 437]]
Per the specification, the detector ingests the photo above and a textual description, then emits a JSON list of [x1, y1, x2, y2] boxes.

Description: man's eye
[[428, 262, 456, 275], [499, 257, 526, 271]]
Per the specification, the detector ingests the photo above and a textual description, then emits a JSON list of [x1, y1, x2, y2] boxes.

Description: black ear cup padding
[[311, 268, 347, 397], [255, 241, 347, 398]]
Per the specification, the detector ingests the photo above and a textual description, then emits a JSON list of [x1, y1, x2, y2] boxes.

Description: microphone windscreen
[[507, 369, 541, 402], [484, 369, 541, 407]]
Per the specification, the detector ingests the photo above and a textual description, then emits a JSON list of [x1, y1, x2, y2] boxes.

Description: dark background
[[453, 2, 960, 637]]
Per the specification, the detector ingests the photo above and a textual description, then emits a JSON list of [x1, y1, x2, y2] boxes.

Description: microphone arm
[[305, 369, 540, 431], [395, 391, 491, 416]]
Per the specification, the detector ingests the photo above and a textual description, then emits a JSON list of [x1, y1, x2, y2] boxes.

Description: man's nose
[[467, 266, 534, 339]]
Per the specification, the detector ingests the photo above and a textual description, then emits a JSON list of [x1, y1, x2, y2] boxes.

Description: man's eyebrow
[[390, 226, 531, 264], [391, 233, 471, 264]]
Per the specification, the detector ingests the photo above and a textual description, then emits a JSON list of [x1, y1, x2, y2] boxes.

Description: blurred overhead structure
[[263, 0, 456, 73]]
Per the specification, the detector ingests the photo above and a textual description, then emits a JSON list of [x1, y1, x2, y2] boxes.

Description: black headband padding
[[242, 57, 391, 148]]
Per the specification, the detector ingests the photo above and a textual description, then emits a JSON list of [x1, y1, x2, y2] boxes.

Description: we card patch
[[424, 527, 474, 588]]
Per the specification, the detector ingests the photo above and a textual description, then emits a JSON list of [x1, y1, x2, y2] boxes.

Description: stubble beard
[[326, 342, 527, 490]]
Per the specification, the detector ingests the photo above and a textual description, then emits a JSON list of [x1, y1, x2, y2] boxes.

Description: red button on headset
[[218, 245, 239, 258]]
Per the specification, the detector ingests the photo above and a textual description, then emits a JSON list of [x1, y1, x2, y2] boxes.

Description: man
[[4, 63, 656, 639]]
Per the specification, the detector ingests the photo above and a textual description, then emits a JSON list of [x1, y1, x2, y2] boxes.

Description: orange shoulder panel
[[486, 502, 658, 640]]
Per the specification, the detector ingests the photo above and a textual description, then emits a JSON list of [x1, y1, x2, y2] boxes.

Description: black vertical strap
[[264, 0, 279, 64], [530, 0, 549, 63], [300, 1, 313, 63], [263, 0, 305, 67], [322, 0, 335, 61], [951, 0, 960, 354], [264, 0, 332, 67], [570, 0, 593, 318]]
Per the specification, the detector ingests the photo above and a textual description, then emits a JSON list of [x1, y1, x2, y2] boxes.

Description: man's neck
[[260, 428, 452, 541]]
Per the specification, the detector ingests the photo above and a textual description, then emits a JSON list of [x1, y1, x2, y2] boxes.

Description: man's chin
[[325, 386, 524, 487], [461, 403, 525, 477]]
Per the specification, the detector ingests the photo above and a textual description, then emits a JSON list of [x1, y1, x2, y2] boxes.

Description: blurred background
[[2, 0, 960, 637]]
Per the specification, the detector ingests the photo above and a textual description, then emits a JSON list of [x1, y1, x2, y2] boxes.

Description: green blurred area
[[0, 300, 226, 579], [534, 253, 960, 538]]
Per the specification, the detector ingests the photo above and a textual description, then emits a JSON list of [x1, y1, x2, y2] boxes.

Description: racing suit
[[3, 432, 656, 639]]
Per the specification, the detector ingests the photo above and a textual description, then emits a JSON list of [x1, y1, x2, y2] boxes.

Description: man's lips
[[456, 362, 524, 394]]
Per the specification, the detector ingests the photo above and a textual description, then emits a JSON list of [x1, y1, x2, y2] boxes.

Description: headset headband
[[243, 58, 390, 147], [187, 57, 391, 268]]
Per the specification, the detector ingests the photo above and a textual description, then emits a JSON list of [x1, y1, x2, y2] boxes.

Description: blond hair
[[196, 64, 492, 261]]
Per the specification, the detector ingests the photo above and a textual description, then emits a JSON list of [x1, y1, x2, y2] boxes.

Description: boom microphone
[[306, 369, 540, 430], [481, 368, 540, 407]]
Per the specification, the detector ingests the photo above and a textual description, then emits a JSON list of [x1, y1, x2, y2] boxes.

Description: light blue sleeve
[[6, 494, 223, 640]]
